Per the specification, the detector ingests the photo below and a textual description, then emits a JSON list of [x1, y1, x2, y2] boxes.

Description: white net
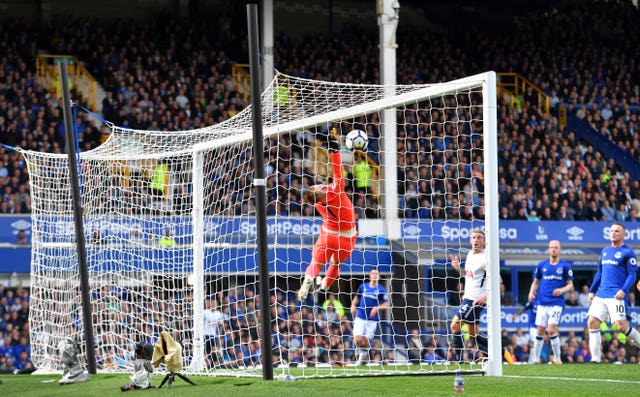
[[21, 72, 497, 377]]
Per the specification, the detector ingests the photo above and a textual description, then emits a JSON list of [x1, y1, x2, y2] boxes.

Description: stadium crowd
[[1, 2, 639, 221], [1, 0, 640, 370], [0, 284, 33, 373]]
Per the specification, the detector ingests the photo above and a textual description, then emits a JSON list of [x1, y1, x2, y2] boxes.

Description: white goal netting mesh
[[21, 72, 495, 377]]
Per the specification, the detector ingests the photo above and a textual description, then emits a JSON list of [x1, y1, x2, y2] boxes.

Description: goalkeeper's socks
[[305, 262, 323, 279], [324, 265, 340, 289], [588, 329, 602, 363]]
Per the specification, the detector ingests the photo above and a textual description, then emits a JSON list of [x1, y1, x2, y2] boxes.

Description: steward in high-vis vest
[[150, 162, 168, 200], [353, 155, 372, 196]]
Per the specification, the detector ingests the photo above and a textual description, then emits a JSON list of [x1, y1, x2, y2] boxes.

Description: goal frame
[[189, 70, 500, 376]]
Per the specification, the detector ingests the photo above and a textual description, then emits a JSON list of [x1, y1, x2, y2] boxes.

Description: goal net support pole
[[58, 61, 97, 374], [247, 3, 274, 381]]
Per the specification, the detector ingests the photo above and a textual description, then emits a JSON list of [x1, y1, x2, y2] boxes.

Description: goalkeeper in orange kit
[[297, 128, 357, 302]]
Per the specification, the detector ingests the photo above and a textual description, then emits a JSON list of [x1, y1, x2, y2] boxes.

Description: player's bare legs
[[449, 316, 464, 362]]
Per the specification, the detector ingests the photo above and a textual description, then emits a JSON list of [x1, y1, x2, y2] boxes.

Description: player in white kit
[[449, 228, 489, 362]]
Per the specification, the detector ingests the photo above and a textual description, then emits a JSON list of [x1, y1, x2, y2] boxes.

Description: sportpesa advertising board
[[2, 216, 640, 245]]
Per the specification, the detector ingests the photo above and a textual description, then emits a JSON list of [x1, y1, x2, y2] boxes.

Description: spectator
[[322, 294, 345, 319], [565, 291, 580, 307], [600, 200, 615, 222], [577, 285, 591, 308], [150, 161, 168, 203], [500, 281, 515, 306], [614, 203, 628, 222], [91, 229, 104, 245], [13, 348, 33, 373], [555, 205, 574, 221], [423, 344, 444, 364], [526, 210, 540, 222], [352, 151, 373, 200], [573, 200, 589, 221], [14, 229, 28, 245], [158, 229, 176, 247], [586, 200, 604, 221], [513, 328, 529, 349], [406, 329, 424, 364]]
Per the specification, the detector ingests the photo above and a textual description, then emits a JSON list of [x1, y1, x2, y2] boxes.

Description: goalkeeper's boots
[[297, 278, 313, 302]]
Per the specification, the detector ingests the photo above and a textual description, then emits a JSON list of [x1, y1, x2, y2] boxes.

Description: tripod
[[157, 371, 196, 389], [152, 332, 197, 390]]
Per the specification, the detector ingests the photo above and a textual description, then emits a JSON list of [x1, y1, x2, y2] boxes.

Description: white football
[[345, 129, 368, 151]]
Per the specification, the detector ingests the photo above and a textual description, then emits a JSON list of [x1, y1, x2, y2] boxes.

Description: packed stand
[[0, 283, 33, 373], [1, 2, 640, 221]]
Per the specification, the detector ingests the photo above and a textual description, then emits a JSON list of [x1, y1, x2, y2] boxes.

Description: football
[[345, 129, 368, 151]]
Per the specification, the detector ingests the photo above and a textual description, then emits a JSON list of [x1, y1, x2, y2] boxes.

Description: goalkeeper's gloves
[[328, 128, 340, 153]]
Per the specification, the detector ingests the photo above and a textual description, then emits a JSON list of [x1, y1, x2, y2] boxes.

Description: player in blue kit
[[350, 268, 389, 365], [526, 240, 574, 364], [587, 222, 640, 363]]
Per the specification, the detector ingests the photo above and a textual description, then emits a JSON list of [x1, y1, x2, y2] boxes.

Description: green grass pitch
[[1, 364, 638, 397]]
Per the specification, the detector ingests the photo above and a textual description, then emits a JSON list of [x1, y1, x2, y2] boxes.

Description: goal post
[[21, 71, 499, 378]]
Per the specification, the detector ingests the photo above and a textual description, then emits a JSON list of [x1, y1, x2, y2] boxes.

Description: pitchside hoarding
[[1, 216, 638, 273], [2, 216, 640, 245]]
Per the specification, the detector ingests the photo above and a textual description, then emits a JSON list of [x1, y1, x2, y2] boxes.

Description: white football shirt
[[462, 249, 488, 301]]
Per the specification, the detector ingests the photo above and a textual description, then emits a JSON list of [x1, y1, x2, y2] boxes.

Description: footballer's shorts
[[353, 317, 378, 340], [455, 298, 486, 324], [587, 296, 627, 323], [312, 227, 357, 264], [535, 304, 563, 327]]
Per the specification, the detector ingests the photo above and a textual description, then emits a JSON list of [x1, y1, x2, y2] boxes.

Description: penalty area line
[[504, 375, 640, 385]]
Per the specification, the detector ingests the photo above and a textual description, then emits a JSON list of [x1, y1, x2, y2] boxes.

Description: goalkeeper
[[298, 128, 357, 302]]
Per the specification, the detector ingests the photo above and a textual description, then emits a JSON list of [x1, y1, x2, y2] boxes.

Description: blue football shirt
[[534, 259, 573, 306], [591, 245, 638, 299], [355, 282, 389, 321]]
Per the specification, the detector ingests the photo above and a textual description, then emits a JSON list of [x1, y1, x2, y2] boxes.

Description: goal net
[[21, 71, 499, 378]]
